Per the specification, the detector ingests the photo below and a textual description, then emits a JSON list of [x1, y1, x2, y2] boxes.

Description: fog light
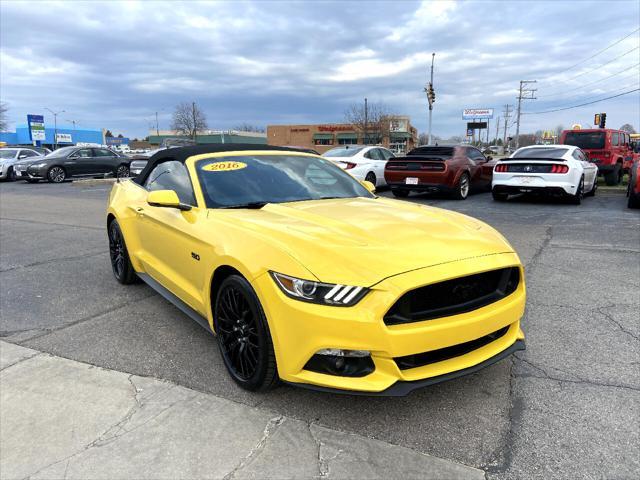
[[304, 349, 375, 377]]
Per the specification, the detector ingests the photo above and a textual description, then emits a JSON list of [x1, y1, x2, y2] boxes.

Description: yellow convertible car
[[106, 145, 525, 395]]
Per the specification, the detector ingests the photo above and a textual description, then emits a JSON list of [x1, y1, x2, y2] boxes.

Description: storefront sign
[[389, 119, 408, 132], [105, 137, 130, 146], [56, 133, 73, 143], [290, 128, 310, 132], [27, 114, 45, 141], [318, 125, 354, 132], [462, 109, 494, 120]]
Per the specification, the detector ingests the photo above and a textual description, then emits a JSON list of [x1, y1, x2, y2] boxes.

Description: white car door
[[573, 149, 596, 188], [366, 148, 387, 186]]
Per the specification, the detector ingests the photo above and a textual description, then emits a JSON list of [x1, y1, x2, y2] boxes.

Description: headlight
[[30, 162, 47, 168], [270, 271, 368, 306]]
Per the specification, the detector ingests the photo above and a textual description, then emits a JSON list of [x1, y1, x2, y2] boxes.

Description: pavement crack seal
[[222, 414, 285, 480]]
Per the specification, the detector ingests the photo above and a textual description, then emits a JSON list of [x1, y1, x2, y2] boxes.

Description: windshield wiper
[[220, 202, 268, 209]]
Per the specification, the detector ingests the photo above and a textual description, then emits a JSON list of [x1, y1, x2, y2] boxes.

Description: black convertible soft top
[[135, 143, 308, 183]]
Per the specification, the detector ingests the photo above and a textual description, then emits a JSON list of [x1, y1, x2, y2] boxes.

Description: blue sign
[[27, 114, 45, 142]]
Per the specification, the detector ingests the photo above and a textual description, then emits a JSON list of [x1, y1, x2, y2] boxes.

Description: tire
[[364, 171, 376, 186], [585, 176, 597, 197], [452, 172, 470, 200], [47, 166, 66, 183], [214, 275, 279, 392], [391, 188, 409, 198], [116, 164, 130, 178], [7, 167, 15, 182], [604, 164, 621, 186], [569, 176, 584, 205], [628, 190, 640, 209], [108, 219, 137, 284], [492, 190, 508, 202]]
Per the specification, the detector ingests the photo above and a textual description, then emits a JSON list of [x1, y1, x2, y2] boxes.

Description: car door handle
[[136, 207, 145, 216]]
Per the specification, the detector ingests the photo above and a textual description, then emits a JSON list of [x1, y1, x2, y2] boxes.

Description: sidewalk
[[0, 341, 484, 480]]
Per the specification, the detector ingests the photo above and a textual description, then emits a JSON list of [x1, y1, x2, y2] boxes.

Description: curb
[[72, 178, 117, 187]]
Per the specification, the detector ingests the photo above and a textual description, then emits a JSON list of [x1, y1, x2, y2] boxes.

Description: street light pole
[[45, 108, 65, 149], [428, 53, 435, 145], [364, 98, 368, 145], [155, 111, 159, 136]]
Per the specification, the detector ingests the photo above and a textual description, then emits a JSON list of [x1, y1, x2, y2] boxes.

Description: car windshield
[[513, 147, 569, 159], [0, 150, 17, 159], [196, 154, 373, 208], [323, 147, 365, 157], [563, 131, 605, 150], [46, 146, 77, 157]]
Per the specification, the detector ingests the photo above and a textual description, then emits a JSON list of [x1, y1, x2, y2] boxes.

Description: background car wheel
[[365, 172, 376, 186], [108, 220, 137, 284], [585, 177, 597, 197], [452, 172, 470, 200], [7, 167, 16, 181], [391, 188, 409, 198], [214, 275, 279, 392], [569, 177, 584, 205], [47, 166, 66, 183], [604, 164, 621, 186], [116, 164, 130, 178], [492, 190, 508, 202]]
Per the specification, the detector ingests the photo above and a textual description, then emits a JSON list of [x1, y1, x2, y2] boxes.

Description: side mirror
[[147, 190, 191, 211], [18, 153, 27, 159], [486, 155, 493, 161], [360, 180, 376, 193]]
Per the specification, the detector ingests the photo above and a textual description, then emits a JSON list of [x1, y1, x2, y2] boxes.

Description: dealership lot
[[1, 181, 638, 479]]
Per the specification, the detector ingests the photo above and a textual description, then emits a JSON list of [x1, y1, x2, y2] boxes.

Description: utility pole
[[425, 53, 435, 145], [155, 111, 159, 136], [45, 108, 65, 149], [502, 105, 512, 150], [514, 80, 537, 149], [364, 97, 368, 145], [494, 116, 500, 145]]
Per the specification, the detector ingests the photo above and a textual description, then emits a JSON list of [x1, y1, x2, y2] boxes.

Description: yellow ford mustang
[[106, 145, 525, 395]]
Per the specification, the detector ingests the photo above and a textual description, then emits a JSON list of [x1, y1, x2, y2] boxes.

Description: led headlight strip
[[270, 272, 368, 307]]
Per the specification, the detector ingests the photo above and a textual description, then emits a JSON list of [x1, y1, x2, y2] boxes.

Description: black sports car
[[13, 146, 131, 183]]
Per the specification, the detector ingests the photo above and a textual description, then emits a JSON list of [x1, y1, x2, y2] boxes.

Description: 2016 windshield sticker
[[202, 161, 247, 172]]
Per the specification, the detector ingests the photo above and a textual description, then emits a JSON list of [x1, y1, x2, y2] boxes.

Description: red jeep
[[560, 129, 637, 185]]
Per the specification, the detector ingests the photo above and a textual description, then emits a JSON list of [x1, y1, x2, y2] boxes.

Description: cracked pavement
[[1, 181, 638, 478]]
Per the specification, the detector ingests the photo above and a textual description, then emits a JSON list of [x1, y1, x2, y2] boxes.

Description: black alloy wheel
[[108, 220, 137, 284], [116, 164, 130, 178], [214, 275, 278, 391], [570, 176, 584, 205], [365, 172, 376, 186], [47, 166, 66, 183]]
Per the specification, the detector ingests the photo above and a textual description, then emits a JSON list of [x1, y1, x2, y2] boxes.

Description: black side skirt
[[137, 272, 214, 335], [284, 339, 525, 397]]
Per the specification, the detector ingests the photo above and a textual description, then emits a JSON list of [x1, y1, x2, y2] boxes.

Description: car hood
[[13, 158, 45, 167], [212, 197, 515, 286]]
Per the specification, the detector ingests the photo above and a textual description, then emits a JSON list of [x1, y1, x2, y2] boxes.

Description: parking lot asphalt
[[1, 180, 638, 479]]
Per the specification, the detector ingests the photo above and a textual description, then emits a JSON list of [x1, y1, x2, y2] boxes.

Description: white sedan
[[322, 145, 395, 187], [492, 145, 598, 204]]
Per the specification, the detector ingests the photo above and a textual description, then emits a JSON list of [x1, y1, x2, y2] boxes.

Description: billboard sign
[[27, 114, 46, 141], [467, 121, 488, 130], [105, 137, 130, 146], [389, 118, 408, 133], [462, 108, 494, 120], [56, 133, 73, 143]]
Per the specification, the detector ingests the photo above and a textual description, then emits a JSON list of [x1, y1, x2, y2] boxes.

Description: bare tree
[[171, 101, 208, 140], [418, 132, 429, 145], [233, 123, 265, 133], [0, 102, 8, 132], [344, 101, 391, 144], [620, 124, 636, 134]]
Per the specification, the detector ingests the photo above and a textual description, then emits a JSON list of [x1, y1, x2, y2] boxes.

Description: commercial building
[[148, 130, 267, 146], [267, 116, 418, 154], [0, 125, 103, 148]]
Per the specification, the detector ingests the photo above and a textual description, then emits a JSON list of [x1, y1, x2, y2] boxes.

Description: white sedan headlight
[[270, 272, 368, 306]]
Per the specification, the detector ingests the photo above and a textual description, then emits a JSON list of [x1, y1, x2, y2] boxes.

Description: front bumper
[[14, 166, 45, 180], [253, 252, 526, 395], [493, 174, 576, 195], [387, 182, 453, 193]]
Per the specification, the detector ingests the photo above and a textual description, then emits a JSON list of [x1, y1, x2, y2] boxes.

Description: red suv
[[560, 129, 637, 185]]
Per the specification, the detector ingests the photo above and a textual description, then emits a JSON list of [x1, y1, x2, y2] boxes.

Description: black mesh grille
[[384, 267, 520, 326], [394, 326, 510, 370]]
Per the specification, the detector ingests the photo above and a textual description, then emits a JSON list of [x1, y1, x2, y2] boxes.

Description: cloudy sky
[[1, 0, 638, 139]]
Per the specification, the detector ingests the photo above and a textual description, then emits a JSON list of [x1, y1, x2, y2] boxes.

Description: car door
[[93, 148, 120, 174], [369, 148, 388, 184], [134, 160, 206, 313], [574, 148, 596, 187], [465, 147, 489, 186], [65, 148, 96, 176]]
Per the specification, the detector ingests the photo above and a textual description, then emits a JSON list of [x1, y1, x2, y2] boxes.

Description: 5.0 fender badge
[[202, 161, 247, 172]]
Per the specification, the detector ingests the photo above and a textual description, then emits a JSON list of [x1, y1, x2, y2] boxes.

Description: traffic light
[[426, 83, 435, 108], [599, 113, 606, 129], [594, 114, 600, 126]]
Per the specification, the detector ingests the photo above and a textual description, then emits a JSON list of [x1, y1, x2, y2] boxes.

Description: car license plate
[[518, 176, 533, 184], [405, 177, 419, 185]]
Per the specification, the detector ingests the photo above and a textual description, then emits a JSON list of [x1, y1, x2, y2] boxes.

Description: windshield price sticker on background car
[[202, 161, 247, 172]]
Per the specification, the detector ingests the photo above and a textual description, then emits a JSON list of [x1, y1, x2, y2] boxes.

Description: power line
[[538, 81, 639, 110], [539, 63, 640, 98], [524, 88, 639, 115], [550, 27, 639, 76], [559, 46, 639, 83]]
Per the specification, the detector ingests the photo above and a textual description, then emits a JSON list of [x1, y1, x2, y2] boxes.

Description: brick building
[[267, 116, 418, 154]]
